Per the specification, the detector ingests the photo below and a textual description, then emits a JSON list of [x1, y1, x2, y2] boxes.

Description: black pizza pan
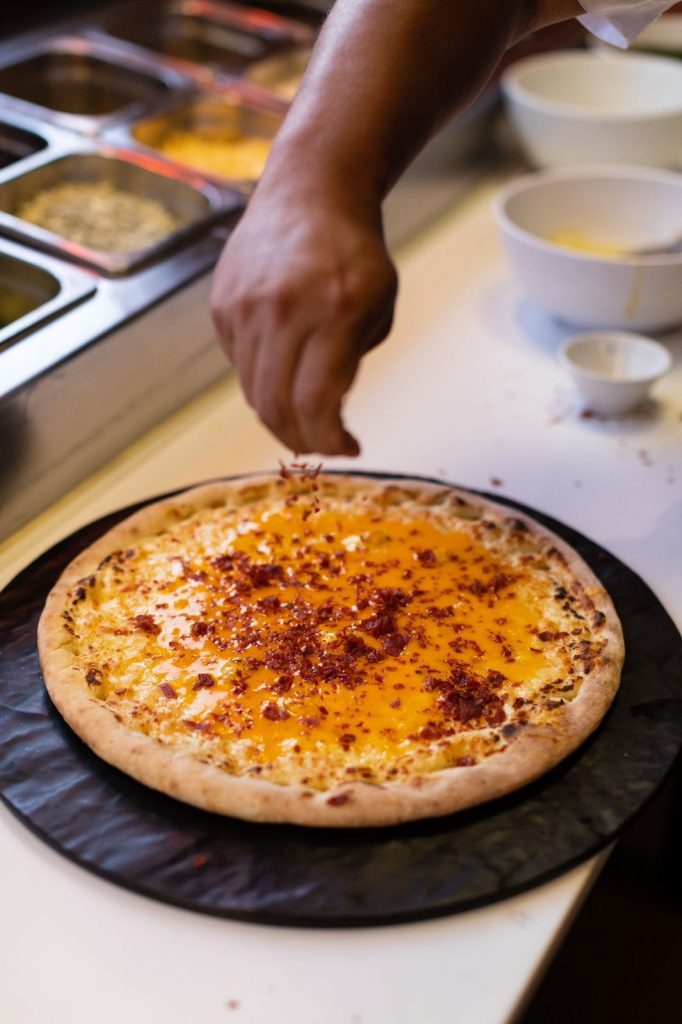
[[0, 472, 680, 927]]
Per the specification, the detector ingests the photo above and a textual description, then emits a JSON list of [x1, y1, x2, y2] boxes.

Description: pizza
[[38, 472, 624, 828]]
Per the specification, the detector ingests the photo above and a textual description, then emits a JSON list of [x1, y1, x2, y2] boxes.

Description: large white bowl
[[501, 50, 682, 168], [494, 166, 682, 331]]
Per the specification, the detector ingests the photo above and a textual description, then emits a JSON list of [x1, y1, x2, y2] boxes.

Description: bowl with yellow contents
[[494, 166, 682, 331]]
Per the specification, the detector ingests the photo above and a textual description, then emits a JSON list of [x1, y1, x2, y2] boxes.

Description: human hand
[[210, 184, 398, 456]]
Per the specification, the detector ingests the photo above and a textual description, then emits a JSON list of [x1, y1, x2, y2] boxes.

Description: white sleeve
[[578, 1, 677, 48]]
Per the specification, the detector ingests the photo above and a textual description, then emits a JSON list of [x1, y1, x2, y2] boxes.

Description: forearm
[[211, 0, 585, 457], [261, 0, 583, 208]]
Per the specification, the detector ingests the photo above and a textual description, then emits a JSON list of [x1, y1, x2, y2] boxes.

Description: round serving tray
[[1, 473, 680, 927]]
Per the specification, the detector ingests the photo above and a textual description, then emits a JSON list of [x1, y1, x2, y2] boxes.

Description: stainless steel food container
[[88, 0, 314, 82], [0, 34, 189, 136], [0, 220, 235, 541], [0, 236, 96, 351], [109, 83, 284, 191], [0, 0, 501, 541], [0, 145, 234, 275], [0, 118, 48, 173], [244, 45, 311, 99], [0, 103, 242, 540]]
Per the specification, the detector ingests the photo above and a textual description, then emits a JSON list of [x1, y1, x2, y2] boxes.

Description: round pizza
[[38, 472, 624, 827]]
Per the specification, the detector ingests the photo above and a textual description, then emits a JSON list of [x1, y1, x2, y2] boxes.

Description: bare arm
[[210, 0, 583, 456]]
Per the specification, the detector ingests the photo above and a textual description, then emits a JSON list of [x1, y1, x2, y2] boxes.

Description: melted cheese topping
[[66, 484, 604, 789]]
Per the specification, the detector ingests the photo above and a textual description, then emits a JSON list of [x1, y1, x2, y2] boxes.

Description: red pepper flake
[[193, 673, 215, 690], [339, 733, 356, 750], [489, 477, 504, 488], [457, 755, 476, 767], [114, 687, 128, 696], [192, 853, 208, 869], [159, 683, 177, 699], [226, 999, 240, 1011], [389, 698, 402, 709], [190, 621, 210, 638]]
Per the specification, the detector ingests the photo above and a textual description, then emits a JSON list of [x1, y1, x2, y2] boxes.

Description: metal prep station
[[0, 0, 498, 540]]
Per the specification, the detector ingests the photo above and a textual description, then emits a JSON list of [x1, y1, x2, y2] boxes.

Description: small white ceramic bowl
[[501, 50, 682, 168], [495, 166, 682, 331], [559, 331, 672, 415]]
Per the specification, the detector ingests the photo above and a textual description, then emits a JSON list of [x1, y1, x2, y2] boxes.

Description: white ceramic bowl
[[495, 166, 682, 331], [501, 50, 682, 168], [559, 330, 672, 415]]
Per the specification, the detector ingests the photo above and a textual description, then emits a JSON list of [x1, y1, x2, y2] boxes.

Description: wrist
[[256, 131, 386, 230]]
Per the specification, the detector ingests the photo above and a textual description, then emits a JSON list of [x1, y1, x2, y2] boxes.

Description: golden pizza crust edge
[[38, 475, 624, 828]]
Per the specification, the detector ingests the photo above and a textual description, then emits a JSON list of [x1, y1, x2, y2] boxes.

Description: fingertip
[[343, 431, 361, 458]]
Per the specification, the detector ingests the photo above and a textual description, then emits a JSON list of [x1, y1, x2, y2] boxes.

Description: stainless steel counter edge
[[0, 226, 230, 401], [0, 238, 229, 541]]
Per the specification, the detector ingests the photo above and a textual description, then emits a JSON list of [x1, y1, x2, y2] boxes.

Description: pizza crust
[[38, 475, 624, 827]]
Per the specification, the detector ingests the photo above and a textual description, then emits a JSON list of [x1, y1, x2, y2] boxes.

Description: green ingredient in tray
[[16, 180, 182, 252]]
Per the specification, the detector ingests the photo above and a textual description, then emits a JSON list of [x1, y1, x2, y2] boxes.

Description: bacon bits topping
[[184, 719, 212, 733], [416, 548, 437, 567], [193, 673, 216, 690], [262, 702, 290, 721], [424, 663, 507, 727], [244, 561, 285, 588], [85, 666, 103, 687], [466, 573, 517, 599], [133, 614, 161, 636], [67, 480, 598, 792], [382, 632, 409, 657]]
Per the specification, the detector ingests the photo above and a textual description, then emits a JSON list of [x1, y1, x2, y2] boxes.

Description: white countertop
[[1, 177, 680, 1024]]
